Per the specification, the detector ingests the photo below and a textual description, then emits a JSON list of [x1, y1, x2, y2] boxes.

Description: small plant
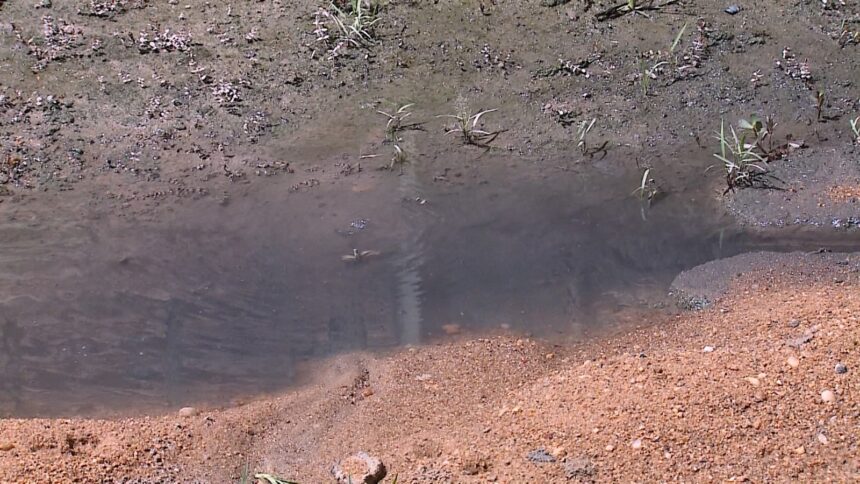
[[596, 0, 680, 21], [377, 103, 423, 140], [313, 0, 379, 58], [814, 90, 826, 122], [712, 119, 770, 193], [253, 474, 299, 484], [670, 22, 688, 55], [438, 107, 503, 147], [389, 144, 408, 172], [632, 167, 659, 203], [576, 118, 596, 154], [342, 248, 381, 262], [737, 115, 778, 159], [850, 116, 860, 144], [838, 20, 859, 47]]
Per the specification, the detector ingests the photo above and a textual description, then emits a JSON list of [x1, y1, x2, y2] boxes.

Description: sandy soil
[[0, 252, 856, 483]]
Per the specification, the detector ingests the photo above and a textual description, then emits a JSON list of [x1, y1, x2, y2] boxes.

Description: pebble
[[821, 390, 836, 404], [725, 4, 740, 15], [745, 376, 760, 387], [817, 433, 828, 445], [631, 439, 643, 450], [794, 446, 806, 455], [178, 407, 199, 417], [605, 444, 615, 452], [786, 356, 799, 368], [0, 443, 14, 451], [526, 449, 555, 463], [331, 452, 387, 484], [361, 387, 374, 398], [703, 346, 715, 353], [835, 363, 847, 374], [787, 319, 801, 328]]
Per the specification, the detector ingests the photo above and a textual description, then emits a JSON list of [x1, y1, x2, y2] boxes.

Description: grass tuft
[[438, 107, 504, 147]]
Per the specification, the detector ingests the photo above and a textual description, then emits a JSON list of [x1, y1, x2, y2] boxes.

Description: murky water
[[0, 158, 855, 417]]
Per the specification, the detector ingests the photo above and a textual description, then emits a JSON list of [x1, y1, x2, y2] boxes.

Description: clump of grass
[[838, 20, 859, 47], [850, 116, 860, 144], [438, 107, 503, 147], [313, 0, 379, 58], [712, 119, 771, 193]]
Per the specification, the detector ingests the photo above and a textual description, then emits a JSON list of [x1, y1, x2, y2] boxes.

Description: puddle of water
[[0, 159, 855, 418]]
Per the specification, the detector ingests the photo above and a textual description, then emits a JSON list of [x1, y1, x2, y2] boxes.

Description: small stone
[[788, 331, 814, 348], [835, 363, 847, 374], [178, 407, 199, 417], [545, 353, 556, 360], [0, 443, 14, 451], [787, 319, 801, 328], [794, 446, 806, 455], [745, 377, 760, 387], [821, 390, 836, 404], [361, 387, 374, 398], [604, 444, 615, 452], [703, 346, 715, 353], [526, 448, 555, 463], [331, 452, 387, 484], [817, 433, 828, 445], [563, 457, 594, 479], [441, 323, 461, 335], [787, 356, 799, 368], [631, 439, 643, 450], [550, 446, 566, 458], [724, 4, 740, 15]]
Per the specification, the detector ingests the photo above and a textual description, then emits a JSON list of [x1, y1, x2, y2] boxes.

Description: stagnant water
[[0, 159, 856, 417]]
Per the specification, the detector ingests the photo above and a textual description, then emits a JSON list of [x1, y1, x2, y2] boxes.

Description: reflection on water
[[0, 160, 853, 418]]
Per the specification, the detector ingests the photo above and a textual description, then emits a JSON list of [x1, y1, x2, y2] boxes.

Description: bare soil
[[0, 252, 857, 482]]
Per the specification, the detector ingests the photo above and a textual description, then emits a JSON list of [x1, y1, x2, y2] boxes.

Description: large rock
[[331, 452, 387, 484]]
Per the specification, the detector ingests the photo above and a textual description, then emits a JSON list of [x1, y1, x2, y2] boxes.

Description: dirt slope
[[0, 252, 857, 482]]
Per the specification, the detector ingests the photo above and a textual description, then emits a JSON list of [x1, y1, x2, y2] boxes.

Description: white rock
[[178, 407, 199, 417]]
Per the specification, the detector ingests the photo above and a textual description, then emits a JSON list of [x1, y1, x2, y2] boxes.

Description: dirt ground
[[0, 252, 856, 482], [1, 0, 860, 482], [0, 0, 858, 218]]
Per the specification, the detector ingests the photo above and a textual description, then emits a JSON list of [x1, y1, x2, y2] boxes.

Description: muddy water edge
[[0, 140, 857, 418]]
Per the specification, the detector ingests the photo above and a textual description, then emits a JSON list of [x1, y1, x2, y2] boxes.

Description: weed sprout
[[712, 119, 769, 193], [850, 116, 860, 145], [438, 107, 503, 147]]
